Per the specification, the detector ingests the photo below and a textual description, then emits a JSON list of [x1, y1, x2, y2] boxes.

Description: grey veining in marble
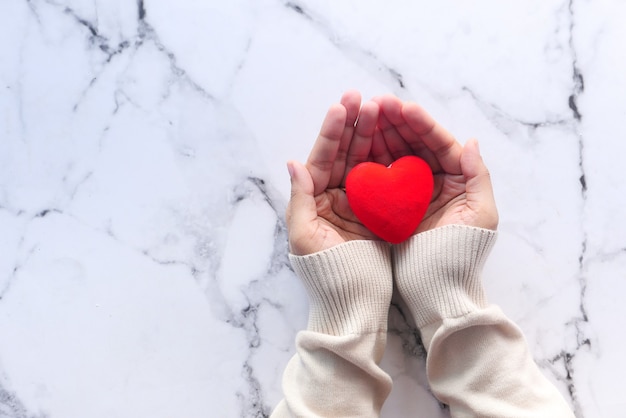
[[1, 0, 625, 417]]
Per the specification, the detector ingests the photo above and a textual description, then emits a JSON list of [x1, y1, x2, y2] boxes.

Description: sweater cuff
[[289, 240, 393, 336], [393, 225, 497, 329]]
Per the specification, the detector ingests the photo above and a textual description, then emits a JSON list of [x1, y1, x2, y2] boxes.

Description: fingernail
[[470, 139, 480, 153], [287, 161, 295, 178]]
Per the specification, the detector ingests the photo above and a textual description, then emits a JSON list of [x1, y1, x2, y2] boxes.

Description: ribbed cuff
[[393, 225, 497, 329], [289, 240, 393, 336]]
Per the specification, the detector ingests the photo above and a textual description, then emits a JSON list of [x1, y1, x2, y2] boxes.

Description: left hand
[[286, 91, 381, 255]]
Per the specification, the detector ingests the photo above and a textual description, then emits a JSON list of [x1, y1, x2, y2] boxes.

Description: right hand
[[372, 95, 498, 232]]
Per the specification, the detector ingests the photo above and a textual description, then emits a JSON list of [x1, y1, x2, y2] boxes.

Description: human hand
[[286, 91, 381, 256], [371, 95, 498, 232]]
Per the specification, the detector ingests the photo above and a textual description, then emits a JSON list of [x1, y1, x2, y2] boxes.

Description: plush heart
[[345, 156, 434, 244]]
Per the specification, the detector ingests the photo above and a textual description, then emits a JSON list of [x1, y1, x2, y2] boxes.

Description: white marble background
[[1, 0, 625, 417]]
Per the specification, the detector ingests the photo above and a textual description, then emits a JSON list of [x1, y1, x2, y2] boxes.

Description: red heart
[[346, 156, 434, 244]]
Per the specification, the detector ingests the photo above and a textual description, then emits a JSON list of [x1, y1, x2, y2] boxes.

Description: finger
[[402, 102, 463, 174], [390, 121, 442, 173], [341, 90, 362, 125], [377, 95, 442, 171], [378, 94, 404, 124], [344, 101, 379, 177], [370, 126, 394, 166], [286, 160, 318, 254], [405, 140, 441, 173], [330, 91, 362, 187], [387, 108, 441, 171], [461, 139, 499, 230], [378, 96, 411, 160], [306, 103, 348, 195], [381, 95, 427, 151]]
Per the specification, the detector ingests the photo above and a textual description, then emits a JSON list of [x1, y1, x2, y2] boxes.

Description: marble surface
[[1, 0, 625, 416]]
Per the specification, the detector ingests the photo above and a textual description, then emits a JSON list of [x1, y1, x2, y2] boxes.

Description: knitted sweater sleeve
[[271, 240, 393, 418], [393, 225, 575, 418]]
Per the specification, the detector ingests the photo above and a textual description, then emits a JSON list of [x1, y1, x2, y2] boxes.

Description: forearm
[[272, 240, 393, 417], [394, 225, 574, 417], [423, 308, 574, 417]]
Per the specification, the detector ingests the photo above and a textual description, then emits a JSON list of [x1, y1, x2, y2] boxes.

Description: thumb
[[460, 139, 499, 230], [286, 160, 318, 253]]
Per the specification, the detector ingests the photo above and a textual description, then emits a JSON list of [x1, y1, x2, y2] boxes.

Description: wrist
[[393, 225, 497, 329], [290, 240, 393, 335]]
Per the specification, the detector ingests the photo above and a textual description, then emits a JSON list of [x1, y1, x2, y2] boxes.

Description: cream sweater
[[272, 225, 574, 417]]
